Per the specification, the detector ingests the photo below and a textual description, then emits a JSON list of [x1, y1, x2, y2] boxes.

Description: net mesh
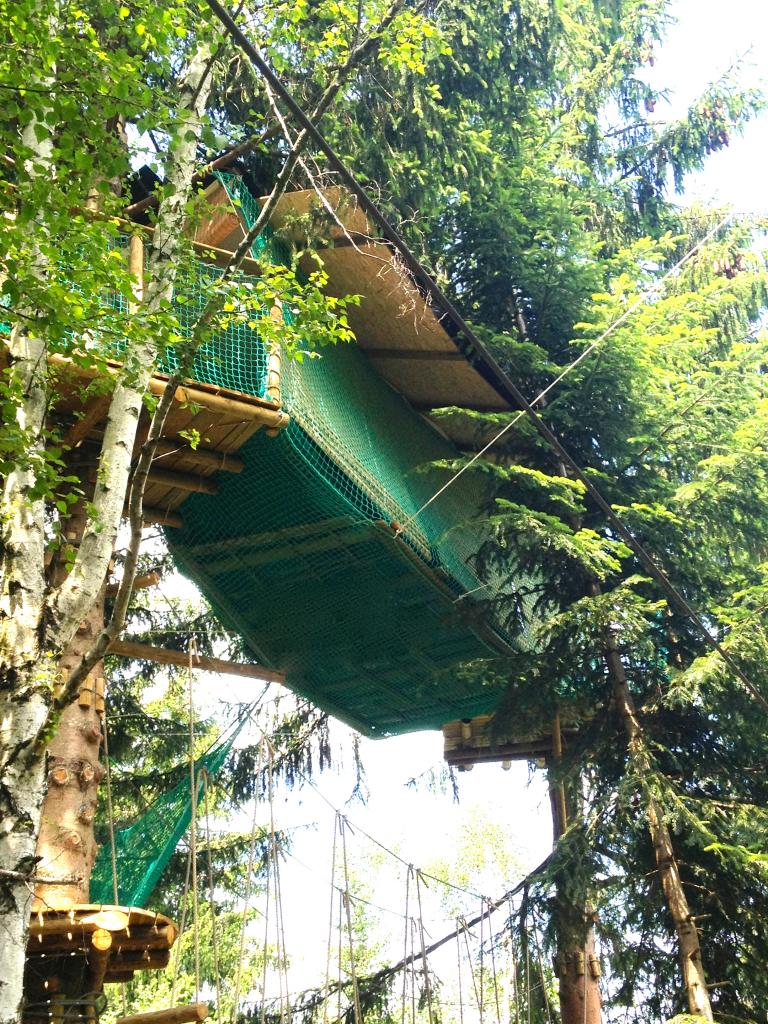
[[90, 727, 238, 907], [165, 174, 532, 737]]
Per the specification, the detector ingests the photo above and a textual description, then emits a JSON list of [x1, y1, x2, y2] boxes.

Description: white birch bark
[[49, 40, 214, 649], [0, 39, 214, 1024], [0, 31, 59, 1022]]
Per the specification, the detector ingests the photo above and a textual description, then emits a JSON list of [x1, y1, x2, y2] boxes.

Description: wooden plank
[[115, 1005, 209, 1024], [108, 639, 285, 684]]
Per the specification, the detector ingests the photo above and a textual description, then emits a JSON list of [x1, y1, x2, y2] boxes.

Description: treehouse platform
[[36, 171, 534, 739], [23, 905, 178, 1021]]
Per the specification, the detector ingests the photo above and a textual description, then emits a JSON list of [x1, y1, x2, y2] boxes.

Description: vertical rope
[[455, 922, 465, 1024], [488, 899, 502, 1024], [478, 897, 485, 1024], [171, 847, 192, 1004], [401, 867, 412, 1024], [267, 743, 290, 1024], [101, 701, 127, 1015], [188, 640, 200, 1001], [233, 741, 263, 1024], [508, 897, 520, 1024], [414, 871, 434, 1024], [202, 769, 222, 1020], [322, 816, 339, 1024], [336, 888, 344, 1024], [462, 919, 481, 1012], [339, 815, 363, 1024]]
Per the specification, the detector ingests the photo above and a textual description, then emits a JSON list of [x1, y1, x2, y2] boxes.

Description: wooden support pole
[[106, 571, 160, 598], [88, 929, 113, 992], [115, 1004, 209, 1024], [107, 639, 285, 684]]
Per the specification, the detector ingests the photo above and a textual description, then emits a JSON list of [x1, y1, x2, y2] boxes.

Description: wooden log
[[107, 639, 285, 684], [145, 378, 287, 427], [32, 924, 177, 954], [106, 571, 160, 598], [115, 1004, 209, 1024], [152, 440, 244, 473], [88, 929, 113, 992], [128, 234, 144, 311], [147, 466, 219, 495], [89, 466, 218, 496], [142, 507, 184, 529], [109, 949, 171, 970]]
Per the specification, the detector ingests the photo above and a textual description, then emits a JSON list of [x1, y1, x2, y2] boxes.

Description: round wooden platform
[[24, 904, 178, 1020]]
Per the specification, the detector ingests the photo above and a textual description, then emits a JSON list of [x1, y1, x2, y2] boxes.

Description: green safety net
[[165, 174, 532, 737], [90, 726, 240, 907]]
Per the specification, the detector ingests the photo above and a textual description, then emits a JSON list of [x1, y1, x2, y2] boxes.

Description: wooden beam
[[115, 1005, 209, 1024], [63, 396, 112, 449], [108, 639, 285, 684], [142, 507, 184, 529], [146, 466, 219, 495], [90, 466, 218, 496], [152, 440, 244, 473], [105, 571, 160, 598]]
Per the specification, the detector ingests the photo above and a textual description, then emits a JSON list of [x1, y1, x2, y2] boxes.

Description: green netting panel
[[90, 727, 239, 907], [163, 174, 535, 736], [170, 428, 507, 737], [106, 236, 271, 399]]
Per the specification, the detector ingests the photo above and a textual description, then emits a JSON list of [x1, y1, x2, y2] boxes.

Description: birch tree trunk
[[0, 39, 214, 1024], [0, 31, 60, 1020]]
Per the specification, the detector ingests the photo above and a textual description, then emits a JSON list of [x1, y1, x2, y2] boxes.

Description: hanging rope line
[[232, 740, 264, 1024], [202, 769, 223, 1021], [242, 712, 491, 903], [414, 871, 435, 1024], [171, 846, 192, 1005], [402, 868, 413, 1024], [488, 898, 503, 1024], [323, 816, 339, 1024], [188, 639, 201, 1002], [455, 921, 465, 1024], [101, 697, 128, 1016], [339, 815, 364, 1024]]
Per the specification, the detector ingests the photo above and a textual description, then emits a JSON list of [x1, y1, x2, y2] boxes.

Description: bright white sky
[[163, 0, 768, 1003]]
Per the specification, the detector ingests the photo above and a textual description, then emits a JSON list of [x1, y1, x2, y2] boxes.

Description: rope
[[479, 898, 485, 1024], [340, 815, 363, 1024], [401, 868, 412, 1024], [488, 899, 502, 1024], [461, 920, 481, 1015], [101, 698, 127, 1016], [455, 922, 465, 1024], [188, 639, 201, 1001], [232, 741, 263, 1024], [171, 847, 192, 1004], [268, 743, 291, 1024], [322, 817, 339, 1024], [414, 871, 434, 1024], [202, 769, 222, 1020]]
